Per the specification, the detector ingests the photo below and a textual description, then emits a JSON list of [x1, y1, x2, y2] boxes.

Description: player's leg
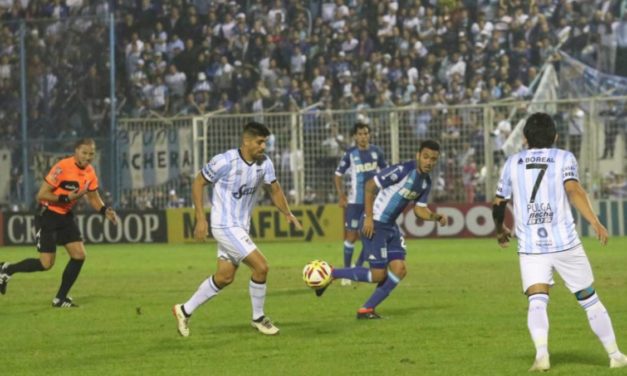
[[174, 258, 235, 337], [0, 213, 57, 295], [520, 253, 553, 371], [555, 246, 627, 368], [52, 241, 86, 308], [330, 224, 380, 284], [244, 250, 279, 335]]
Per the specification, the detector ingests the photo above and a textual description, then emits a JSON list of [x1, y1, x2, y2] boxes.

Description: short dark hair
[[74, 138, 95, 149], [523, 112, 556, 148], [419, 140, 440, 152], [243, 121, 271, 138], [352, 122, 370, 135]]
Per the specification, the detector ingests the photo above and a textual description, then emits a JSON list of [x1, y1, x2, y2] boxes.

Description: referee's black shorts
[[35, 209, 83, 253]]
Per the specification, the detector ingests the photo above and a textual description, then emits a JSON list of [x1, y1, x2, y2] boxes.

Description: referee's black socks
[[56, 258, 85, 299], [5, 258, 45, 275]]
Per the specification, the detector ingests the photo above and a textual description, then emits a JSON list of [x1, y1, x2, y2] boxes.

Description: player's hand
[[591, 222, 608, 246], [362, 216, 374, 239], [104, 207, 118, 225], [286, 213, 303, 230], [338, 194, 347, 208], [68, 183, 89, 201], [194, 218, 209, 241], [496, 226, 511, 249]]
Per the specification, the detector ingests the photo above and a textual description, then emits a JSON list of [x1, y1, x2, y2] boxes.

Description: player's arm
[[267, 181, 303, 230], [565, 180, 608, 245], [334, 174, 347, 207], [192, 172, 210, 240], [362, 178, 378, 238], [36, 181, 86, 203], [413, 205, 447, 225], [85, 190, 118, 225], [492, 196, 511, 248], [267, 181, 303, 229]]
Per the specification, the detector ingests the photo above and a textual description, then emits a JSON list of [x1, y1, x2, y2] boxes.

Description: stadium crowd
[[0, 0, 626, 209]]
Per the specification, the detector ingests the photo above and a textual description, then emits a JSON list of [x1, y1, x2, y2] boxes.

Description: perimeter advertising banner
[[166, 205, 344, 243], [2, 211, 167, 245]]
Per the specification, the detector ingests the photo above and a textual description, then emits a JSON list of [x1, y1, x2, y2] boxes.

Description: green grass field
[[1, 238, 626, 376]]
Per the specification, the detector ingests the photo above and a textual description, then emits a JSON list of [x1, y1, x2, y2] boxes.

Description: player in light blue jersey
[[172, 122, 302, 337], [318, 140, 448, 319], [334, 123, 387, 285], [492, 113, 627, 371]]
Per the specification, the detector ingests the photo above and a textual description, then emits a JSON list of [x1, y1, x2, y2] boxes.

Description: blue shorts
[[344, 203, 364, 231], [360, 220, 406, 269]]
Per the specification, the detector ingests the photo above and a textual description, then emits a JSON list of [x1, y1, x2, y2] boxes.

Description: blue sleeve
[[201, 153, 230, 183], [335, 151, 351, 176], [416, 182, 432, 207], [374, 163, 410, 189]]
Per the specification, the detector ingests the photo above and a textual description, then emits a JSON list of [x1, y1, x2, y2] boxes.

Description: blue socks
[[363, 271, 401, 309], [332, 266, 371, 282]]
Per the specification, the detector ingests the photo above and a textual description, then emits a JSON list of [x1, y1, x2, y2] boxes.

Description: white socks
[[578, 293, 622, 359], [183, 276, 220, 315], [528, 294, 550, 359], [249, 279, 267, 321]]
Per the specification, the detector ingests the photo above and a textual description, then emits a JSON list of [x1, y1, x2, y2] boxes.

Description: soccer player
[[318, 140, 448, 319], [0, 138, 118, 307], [334, 122, 387, 285], [172, 121, 302, 336], [492, 112, 627, 371]]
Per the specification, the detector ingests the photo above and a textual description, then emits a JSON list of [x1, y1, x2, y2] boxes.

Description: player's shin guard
[[578, 293, 622, 359], [332, 266, 371, 282], [56, 258, 84, 300], [527, 294, 549, 359], [249, 278, 267, 321], [183, 276, 221, 315], [343, 241, 355, 267], [362, 270, 401, 309]]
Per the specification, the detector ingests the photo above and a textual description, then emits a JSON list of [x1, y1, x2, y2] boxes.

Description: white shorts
[[519, 244, 594, 294], [211, 227, 258, 265]]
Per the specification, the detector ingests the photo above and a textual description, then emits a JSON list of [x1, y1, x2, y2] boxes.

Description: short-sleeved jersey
[[372, 160, 432, 224], [42, 156, 99, 214], [335, 145, 387, 204], [201, 148, 276, 230], [496, 148, 581, 254]]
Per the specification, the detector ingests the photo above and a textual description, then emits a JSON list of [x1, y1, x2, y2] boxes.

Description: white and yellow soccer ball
[[302, 260, 332, 289]]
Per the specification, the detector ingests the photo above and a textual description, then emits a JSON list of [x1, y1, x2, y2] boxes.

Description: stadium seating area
[[0, 0, 625, 209], [0, 0, 624, 125]]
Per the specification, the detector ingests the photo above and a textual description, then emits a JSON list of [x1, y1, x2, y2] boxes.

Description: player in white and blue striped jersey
[[172, 122, 302, 337], [317, 140, 448, 319], [334, 123, 387, 280], [492, 113, 627, 371]]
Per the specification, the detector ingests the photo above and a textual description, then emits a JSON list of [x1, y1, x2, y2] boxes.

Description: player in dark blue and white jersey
[[172, 122, 302, 337], [492, 113, 627, 370], [334, 123, 387, 281], [318, 140, 448, 319]]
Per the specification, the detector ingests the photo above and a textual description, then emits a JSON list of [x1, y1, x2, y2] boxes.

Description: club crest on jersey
[[233, 184, 256, 199]]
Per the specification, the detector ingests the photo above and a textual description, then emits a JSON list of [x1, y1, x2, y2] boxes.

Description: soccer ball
[[302, 260, 332, 289]]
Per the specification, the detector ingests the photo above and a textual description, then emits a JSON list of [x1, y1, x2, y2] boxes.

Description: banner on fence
[[118, 126, 193, 189], [166, 204, 344, 243], [559, 51, 627, 97], [2, 210, 167, 245]]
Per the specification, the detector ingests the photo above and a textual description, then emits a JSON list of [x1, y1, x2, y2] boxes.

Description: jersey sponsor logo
[[527, 202, 554, 225], [525, 156, 555, 164], [233, 184, 257, 199], [355, 161, 378, 173], [59, 181, 80, 191], [398, 187, 418, 200]]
